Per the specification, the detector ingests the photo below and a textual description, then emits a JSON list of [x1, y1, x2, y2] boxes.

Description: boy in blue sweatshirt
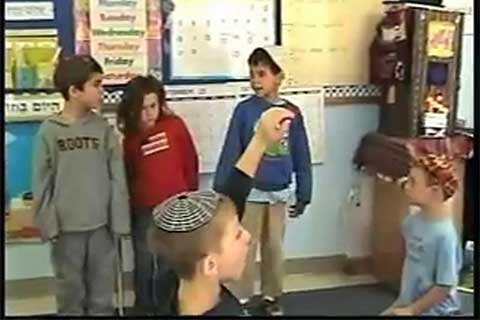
[[214, 47, 312, 316]]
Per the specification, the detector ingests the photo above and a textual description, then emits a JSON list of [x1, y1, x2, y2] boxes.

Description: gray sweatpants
[[50, 226, 115, 316]]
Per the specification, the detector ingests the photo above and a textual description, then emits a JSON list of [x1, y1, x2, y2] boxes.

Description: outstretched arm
[[218, 108, 295, 219]]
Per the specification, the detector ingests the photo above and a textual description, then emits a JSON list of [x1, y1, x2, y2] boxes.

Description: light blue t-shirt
[[397, 212, 462, 316]]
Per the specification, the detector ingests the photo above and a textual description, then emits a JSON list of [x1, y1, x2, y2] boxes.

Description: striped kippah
[[152, 191, 221, 232], [415, 153, 458, 200]]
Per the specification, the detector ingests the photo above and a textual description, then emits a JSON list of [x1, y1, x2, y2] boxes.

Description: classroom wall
[[5, 103, 379, 280], [200, 103, 380, 259], [5, 0, 474, 285], [457, 33, 474, 128], [5, 122, 42, 203], [5, 30, 474, 278]]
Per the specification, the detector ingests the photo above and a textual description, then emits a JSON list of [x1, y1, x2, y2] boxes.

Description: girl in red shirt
[[117, 75, 198, 315]]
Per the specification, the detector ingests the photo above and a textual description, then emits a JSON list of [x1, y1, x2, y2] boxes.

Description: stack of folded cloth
[[411, 133, 474, 160], [353, 132, 473, 183], [353, 132, 413, 182]]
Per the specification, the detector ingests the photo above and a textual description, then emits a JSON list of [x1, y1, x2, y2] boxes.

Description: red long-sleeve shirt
[[123, 115, 199, 209]]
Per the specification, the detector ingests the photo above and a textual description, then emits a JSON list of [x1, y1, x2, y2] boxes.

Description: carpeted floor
[[38, 284, 475, 317], [282, 284, 397, 316], [279, 284, 474, 316], [128, 284, 474, 316]]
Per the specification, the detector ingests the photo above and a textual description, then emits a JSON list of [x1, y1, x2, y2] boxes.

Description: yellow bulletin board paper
[[427, 21, 456, 58], [5, 30, 59, 89], [281, 0, 384, 86]]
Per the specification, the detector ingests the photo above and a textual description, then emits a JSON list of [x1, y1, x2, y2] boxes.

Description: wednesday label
[[89, 0, 148, 85]]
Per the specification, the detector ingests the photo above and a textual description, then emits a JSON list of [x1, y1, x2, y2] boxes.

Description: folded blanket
[[353, 132, 473, 182]]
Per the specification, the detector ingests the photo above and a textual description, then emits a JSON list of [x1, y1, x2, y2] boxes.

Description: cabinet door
[[371, 179, 409, 290]]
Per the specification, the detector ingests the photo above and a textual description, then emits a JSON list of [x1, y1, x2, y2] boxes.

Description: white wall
[[201, 103, 379, 259], [6, 33, 474, 282], [343, 173, 375, 259], [443, 0, 474, 128], [5, 103, 379, 280], [457, 33, 474, 128]]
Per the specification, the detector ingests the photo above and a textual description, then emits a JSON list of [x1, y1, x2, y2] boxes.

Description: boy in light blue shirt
[[383, 154, 462, 316]]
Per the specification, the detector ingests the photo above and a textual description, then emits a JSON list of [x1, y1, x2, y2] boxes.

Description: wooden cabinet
[[375, 5, 465, 138], [369, 4, 468, 289], [409, 7, 464, 137], [371, 179, 409, 290]]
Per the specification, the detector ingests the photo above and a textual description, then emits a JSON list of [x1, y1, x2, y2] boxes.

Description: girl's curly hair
[[116, 75, 168, 134]]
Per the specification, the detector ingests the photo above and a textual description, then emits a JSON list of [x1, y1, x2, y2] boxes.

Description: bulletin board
[[5, 0, 385, 94], [4, 0, 385, 129], [5, 0, 386, 205], [4, 0, 75, 121], [4, 0, 75, 92]]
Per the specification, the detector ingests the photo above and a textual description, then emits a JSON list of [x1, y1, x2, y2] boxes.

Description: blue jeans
[[131, 208, 170, 314]]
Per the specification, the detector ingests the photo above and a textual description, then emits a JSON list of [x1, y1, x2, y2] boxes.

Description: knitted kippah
[[152, 191, 221, 232], [415, 153, 458, 200]]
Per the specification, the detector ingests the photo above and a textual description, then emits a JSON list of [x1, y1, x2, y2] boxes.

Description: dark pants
[[131, 208, 170, 314]]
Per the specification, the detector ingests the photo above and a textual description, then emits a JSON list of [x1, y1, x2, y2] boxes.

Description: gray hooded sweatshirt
[[32, 111, 130, 241]]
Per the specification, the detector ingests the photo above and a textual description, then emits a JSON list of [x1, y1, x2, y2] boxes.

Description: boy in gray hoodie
[[32, 55, 130, 316]]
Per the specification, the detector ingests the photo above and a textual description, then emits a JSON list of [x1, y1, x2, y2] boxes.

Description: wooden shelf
[[5, 88, 58, 95], [6, 115, 54, 123], [427, 57, 455, 64]]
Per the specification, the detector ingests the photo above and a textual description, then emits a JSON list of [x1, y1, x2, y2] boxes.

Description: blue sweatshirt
[[213, 95, 312, 204]]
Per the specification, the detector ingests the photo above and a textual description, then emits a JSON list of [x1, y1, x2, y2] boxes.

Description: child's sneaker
[[261, 297, 284, 316], [239, 298, 255, 316]]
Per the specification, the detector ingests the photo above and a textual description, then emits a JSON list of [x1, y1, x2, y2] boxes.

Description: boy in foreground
[[148, 107, 295, 315]]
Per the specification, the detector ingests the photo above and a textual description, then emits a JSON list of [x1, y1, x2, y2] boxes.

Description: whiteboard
[[283, 93, 326, 164], [168, 92, 325, 174], [169, 98, 236, 172], [169, 0, 276, 79]]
